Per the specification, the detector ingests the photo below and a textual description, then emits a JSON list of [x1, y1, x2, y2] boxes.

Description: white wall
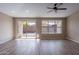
[[67, 11, 79, 43], [0, 12, 13, 44]]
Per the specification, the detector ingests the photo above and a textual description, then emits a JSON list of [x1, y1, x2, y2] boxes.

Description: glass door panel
[[26, 20, 36, 39], [17, 20, 37, 39]]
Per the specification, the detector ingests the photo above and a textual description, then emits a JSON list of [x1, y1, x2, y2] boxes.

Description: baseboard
[[0, 37, 13, 45], [67, 36, 79, 43]]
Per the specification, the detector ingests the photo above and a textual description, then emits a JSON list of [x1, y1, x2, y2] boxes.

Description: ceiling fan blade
[[55, 10, 57, 13], [54, 3, 57, 6], [57, 3, 63, 7], [57, 8, 67, 10], [47, 7, 53, 9], [54, 3, 63, 7], [47, 10, 54, 13]]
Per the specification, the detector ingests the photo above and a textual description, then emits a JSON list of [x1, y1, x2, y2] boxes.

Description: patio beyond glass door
[[17, 20, 37, 39]]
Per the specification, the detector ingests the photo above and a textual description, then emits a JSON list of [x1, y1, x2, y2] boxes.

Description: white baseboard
[[0, 37, 13, 44], [67, 36, 79, 43]]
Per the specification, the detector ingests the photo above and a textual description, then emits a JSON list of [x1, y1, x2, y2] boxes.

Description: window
[[42, 20, 62, 34]]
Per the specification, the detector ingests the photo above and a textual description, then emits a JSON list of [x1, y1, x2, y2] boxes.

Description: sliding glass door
[[16, 19, 37, 39]]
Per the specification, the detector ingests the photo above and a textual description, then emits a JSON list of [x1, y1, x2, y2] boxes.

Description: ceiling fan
[[47, 3, 67, 13]]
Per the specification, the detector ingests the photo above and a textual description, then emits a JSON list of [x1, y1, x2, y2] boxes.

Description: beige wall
[[67, 11, 79, 43], [0, 12, 13, 44]]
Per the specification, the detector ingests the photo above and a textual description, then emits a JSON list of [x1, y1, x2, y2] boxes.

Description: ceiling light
[[11, 11, 15, 13], [25, 10, 29, 13]]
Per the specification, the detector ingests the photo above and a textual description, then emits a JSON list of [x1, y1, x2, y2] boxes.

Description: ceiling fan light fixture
[[47, 3, 67, 13]]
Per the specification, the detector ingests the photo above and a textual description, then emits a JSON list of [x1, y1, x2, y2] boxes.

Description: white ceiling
[[0, 3, 79, 17]]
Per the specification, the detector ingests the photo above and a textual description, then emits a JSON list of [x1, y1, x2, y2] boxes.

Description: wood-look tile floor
[[0, 39, 79, 55]]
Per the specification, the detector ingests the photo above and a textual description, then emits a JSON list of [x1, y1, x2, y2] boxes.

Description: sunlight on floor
[[16, 38, 40, 42]]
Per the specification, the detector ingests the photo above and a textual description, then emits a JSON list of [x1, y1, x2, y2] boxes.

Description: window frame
[[42, 19, 62, 34]]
